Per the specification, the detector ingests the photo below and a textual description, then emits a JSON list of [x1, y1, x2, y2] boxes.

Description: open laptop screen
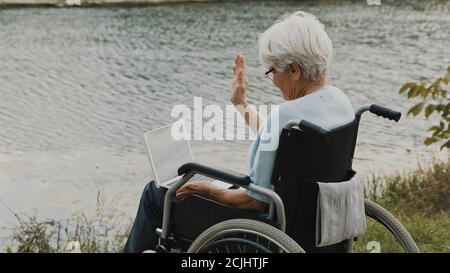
[[144, 120, 193, 185]]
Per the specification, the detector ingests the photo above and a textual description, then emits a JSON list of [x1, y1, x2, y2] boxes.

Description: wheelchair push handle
[[369, 104, 401, 122]]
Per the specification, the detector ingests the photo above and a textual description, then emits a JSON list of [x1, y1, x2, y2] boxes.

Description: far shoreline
[[0, 0, 225, 9]]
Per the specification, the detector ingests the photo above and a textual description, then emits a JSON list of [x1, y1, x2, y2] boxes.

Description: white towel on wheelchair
[[316, 179, 366, 247]]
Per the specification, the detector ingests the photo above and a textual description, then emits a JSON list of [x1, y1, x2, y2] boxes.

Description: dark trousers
[[123, 181, 167, 253]]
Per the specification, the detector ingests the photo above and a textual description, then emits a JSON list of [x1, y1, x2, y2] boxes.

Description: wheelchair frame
[[154, 104, 418, 253]]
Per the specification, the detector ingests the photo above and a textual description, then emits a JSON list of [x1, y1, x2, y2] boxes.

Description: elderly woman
[[124, 11, 354, 253]]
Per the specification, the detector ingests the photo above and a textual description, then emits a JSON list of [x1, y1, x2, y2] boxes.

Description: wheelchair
[[154, 104, 420, 253]]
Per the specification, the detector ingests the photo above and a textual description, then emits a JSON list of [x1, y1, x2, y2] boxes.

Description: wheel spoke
[[256, 236, 259, 253]]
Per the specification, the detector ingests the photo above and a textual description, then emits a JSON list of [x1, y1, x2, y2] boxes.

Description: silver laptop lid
[[144, 119, 193, 186]]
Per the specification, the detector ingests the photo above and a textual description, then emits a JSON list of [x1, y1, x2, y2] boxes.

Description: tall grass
[[365, 158, 450, 217], [2, 190, 132, 253], [355, 158, 450, 253]]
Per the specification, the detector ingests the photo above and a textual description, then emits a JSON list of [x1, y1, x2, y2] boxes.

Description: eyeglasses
[[265, 68, 275, 80]]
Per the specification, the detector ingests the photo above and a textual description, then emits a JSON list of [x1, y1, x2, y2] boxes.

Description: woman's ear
[[291, 63, 302, 81]]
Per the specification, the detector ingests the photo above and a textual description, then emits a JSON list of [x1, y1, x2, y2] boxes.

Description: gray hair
[[258, 11, 333, 82]]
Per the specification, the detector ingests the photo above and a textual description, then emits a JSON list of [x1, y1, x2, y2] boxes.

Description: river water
[[0, 0, 449, 247]]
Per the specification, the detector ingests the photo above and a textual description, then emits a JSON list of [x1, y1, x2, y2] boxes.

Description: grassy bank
[[354, 158, 450, 253], [3, 158, 449, 253], [2, 190, 132, 253]]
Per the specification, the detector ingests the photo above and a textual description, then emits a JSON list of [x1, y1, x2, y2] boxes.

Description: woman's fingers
[[176, 191, 186, 199], [235, 55, 244, 69], [176, 183, 192, 194], [231, 54, 248, 105], [176, 188, 191, 201], [234, 54, 245, 67], [237, 54, 245, 67], [176, 182, 200, 199], [233, 55, 246, 80]]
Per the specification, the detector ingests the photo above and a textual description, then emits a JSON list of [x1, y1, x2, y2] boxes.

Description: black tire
[[363, 199, 420, 253], [187, 219, 304, 253]]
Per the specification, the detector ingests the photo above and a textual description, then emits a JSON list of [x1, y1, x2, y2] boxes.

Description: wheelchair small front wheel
[[187, 219, 304, 253]]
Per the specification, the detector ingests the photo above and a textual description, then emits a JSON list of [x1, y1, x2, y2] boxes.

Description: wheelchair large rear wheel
[[353, 199, 420, 253], [187, 219, 304, 253]]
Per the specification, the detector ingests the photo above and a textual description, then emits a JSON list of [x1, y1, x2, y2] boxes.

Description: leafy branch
[[399, 65, 450, 149]]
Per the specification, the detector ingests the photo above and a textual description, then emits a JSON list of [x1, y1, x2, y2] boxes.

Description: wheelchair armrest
[[178, 162, 251, 187]]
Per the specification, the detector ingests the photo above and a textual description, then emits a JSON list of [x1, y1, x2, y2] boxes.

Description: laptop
[[144, 119, 230, 189]]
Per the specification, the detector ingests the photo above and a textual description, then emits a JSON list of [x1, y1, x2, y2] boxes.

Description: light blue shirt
[[246, 85, 355, 203]]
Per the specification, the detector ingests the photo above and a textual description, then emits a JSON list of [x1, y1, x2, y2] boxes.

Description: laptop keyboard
[[165, 174, 232, 189], [192, 174, 215, 183]]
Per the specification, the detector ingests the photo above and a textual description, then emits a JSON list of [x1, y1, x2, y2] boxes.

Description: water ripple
[[0, 0, 449, 171]]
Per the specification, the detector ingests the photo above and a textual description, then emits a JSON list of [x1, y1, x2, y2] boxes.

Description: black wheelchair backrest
[[271, 117, 360, 253], [272, 118, 358, 183]]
